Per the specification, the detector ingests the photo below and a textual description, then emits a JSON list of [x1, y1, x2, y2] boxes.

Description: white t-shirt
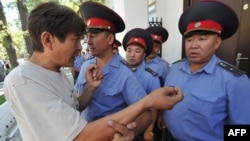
[[4, 61, 87, 141]]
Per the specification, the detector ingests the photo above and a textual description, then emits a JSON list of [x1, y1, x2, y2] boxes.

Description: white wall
[[113, 0, 149, 58], [108, 0, 183, 63], [156, 0, 183, 63]]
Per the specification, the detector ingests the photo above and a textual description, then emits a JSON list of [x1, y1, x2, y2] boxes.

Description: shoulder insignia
[[145, 67, 158, 76], [121, 59, 127, 65], [172, 58, 186, 64], [121, 59, 130, 67], [121, 60, 136, 71], [218, 62, 245, 76]]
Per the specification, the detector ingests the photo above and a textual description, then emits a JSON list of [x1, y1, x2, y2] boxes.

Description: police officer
[[113, 39, 122, 54], [123, 28, 160, 94], [123, 28, 161, 140], [70, 50, 85, 83], [163, 1, 250, 141], [145, 26, 170, 86], [75, 1, 152, 138], [145, 26, 170, 141]]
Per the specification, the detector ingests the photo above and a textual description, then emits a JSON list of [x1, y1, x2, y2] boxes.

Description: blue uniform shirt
[[75, 54, 147, 122], [145, 56, 170, 85], [74, 55, 85, 69], [133, 61, 160, 93], [163, 55, 250, 141]]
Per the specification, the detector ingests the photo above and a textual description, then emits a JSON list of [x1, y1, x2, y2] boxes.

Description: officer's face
[[148, 42, 161, 59], [85, 30, 114, 57], [185, 33, 221, 66], [126, 44, 146, 68], [113, 48, 119, 54]]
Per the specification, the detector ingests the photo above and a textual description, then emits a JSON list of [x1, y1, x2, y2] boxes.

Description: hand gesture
[[147, 86, 183, 110], [108, 120, 136, 141], [85, 64, 103, 89]]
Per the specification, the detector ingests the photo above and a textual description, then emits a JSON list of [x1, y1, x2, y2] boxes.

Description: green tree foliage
[[1, 0, 105, 64]]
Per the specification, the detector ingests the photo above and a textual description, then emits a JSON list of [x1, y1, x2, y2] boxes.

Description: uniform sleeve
[[227, 74, 250, 124], [123, 74, 147, 105], [160, 61, 170, 80], [74, 62, 88, 94], [147, 76, 161, 93]]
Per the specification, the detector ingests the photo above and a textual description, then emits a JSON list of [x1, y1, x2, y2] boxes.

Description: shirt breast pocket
[[95, 85, 121, 106], [188, 92, 226, 118]]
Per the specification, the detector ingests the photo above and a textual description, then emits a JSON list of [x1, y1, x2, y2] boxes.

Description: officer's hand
[[85, 64, 103, 89], [143, 131, 154, 141], [108, 120, 136, 141], [111, 133, 127, 141], [157, 111, 166, 129]]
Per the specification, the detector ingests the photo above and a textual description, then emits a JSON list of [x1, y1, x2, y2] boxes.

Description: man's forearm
[[75, 97, 150, 141], [75, 86, 183, 140]]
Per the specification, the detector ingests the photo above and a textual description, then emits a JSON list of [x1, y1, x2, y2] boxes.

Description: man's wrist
[[143, 95, 152, 109], [147, 131, 154, 137], [84, 83, 98, 92]]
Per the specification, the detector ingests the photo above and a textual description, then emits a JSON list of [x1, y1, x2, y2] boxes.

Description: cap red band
[[85, 17, 116, 33], [185, 20, 222, 35], [127, 37, 147, 49], [151, 34, 163, 43], [113, 43, 119, 48]]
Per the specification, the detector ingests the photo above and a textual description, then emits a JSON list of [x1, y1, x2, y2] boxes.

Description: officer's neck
[[96, 52, 114, 70]]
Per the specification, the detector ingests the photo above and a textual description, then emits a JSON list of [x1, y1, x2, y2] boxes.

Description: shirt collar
[[102, 54, 122, 75], [133, 61, 145, 73], [182, 55, 219, 74]]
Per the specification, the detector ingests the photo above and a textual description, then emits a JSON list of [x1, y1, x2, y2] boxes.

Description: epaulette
[[121, 59, 129, 66], [121, 60, 136, 71], [145, 67, 158, 76], [218, 62, 245, 76], [172, 58, 186, 64]]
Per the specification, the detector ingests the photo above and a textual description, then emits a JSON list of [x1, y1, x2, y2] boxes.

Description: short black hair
[[28, 2, 85, 52]]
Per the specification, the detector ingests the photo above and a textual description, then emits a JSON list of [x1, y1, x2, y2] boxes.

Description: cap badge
[[154, 35, 158, 39], [194, 22, 201, 28], [134, 38, 138, 41], [87, 20, 91, 26]]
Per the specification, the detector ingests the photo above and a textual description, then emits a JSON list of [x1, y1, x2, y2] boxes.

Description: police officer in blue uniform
[[123, 28, 160, 93], [113, 39, 122, 54], [71, 51, 85, 83], [75, 1, 152, 138], [123, 28, 161, 140], [145, 26, 170, 86], [145, 25, 170, 141], [162, 1, 250, 141]]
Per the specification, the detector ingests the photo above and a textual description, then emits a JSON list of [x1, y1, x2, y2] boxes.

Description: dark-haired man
[[4, 2, 183, 141]]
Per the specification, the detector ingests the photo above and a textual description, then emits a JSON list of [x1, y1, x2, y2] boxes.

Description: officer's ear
[[215, 35, 222, 50], [108, 33, 115, 46]]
